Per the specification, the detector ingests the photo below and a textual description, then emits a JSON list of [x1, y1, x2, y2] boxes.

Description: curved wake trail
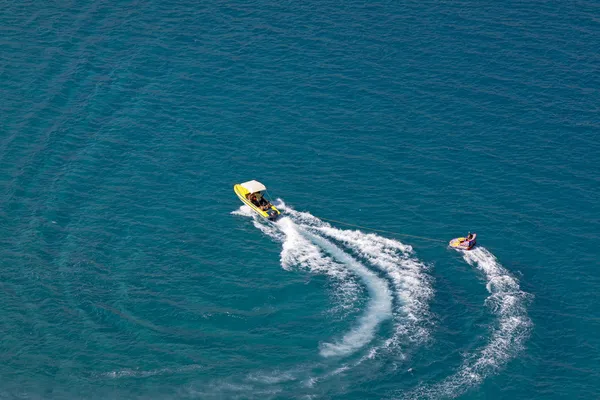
[[233, 204, 530, 397], [405, 247, 532, 399], [232, 206, 360, 315], [316, 227, 433, 349], [233, 205, 393, 357], [235, 202, 434, 361], [304, 230, 393, 357], [283, 206, 434, 353]]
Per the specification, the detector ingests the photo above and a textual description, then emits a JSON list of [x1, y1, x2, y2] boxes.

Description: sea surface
[[1, 0, 599, 399]]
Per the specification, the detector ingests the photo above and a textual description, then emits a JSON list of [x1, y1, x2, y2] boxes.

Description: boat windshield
[[264, 191, 276, 203]]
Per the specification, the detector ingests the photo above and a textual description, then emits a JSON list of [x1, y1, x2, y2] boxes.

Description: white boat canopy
[[241, 180, 267, 193]]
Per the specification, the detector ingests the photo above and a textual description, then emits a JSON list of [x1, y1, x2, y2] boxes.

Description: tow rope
[[314, 216, 447, 244]]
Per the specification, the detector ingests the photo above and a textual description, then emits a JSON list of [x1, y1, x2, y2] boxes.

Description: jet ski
[[449, 233, 477, 250], [233, 180, 281, 221]]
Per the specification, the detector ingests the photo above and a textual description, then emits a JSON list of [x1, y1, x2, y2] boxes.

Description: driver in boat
[[465, 232, 474, 241], [256, 193, 272, 210], [248, 193, 260, 207], [248, 193, 271, 211]]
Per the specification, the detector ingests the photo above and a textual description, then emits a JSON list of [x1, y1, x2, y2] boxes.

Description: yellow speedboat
[[233, 180, 281, 221]]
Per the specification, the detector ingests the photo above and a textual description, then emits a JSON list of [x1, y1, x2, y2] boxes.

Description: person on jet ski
[[465, 232, 474, 241]]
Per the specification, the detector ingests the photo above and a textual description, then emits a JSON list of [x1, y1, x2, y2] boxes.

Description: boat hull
[[233, 184, 281, 221]]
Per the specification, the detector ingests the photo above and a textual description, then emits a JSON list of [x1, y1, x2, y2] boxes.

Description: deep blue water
[[1, 0, 599, 398]]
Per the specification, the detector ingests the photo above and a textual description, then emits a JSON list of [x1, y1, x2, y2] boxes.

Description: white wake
[[283, 207, 434, 353], [233, 202, 433, 359], [305, 229, 393, 357], [233, 204, 362, 316], [273, 214, 394, 357], [405, 247, 532, 399], [233, 203, 530, 397]]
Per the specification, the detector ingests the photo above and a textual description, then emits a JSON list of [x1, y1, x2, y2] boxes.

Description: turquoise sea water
[[1, 0, 599, 398]]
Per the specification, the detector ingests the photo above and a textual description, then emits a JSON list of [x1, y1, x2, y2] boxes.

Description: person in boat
[[257, 194, 272, 210], [248, 193, 261, 207], [248, 192, 271, 210], [465, 232, 474, 241]]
